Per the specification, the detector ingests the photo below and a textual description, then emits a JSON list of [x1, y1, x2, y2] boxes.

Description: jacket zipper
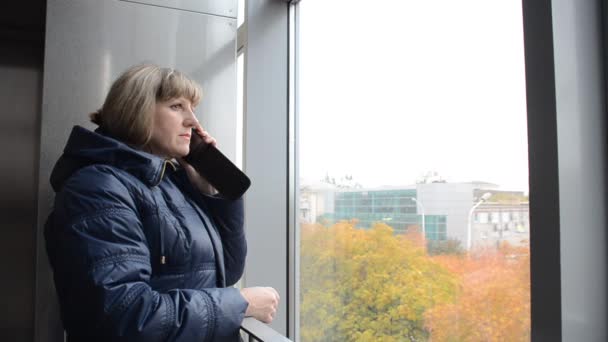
[[154, 160, 174, 187], [156, 159, 176, 264]]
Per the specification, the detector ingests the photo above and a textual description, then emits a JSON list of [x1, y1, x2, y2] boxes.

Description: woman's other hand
[[240, 287, 281, 323], [177, 126, 218, 195]]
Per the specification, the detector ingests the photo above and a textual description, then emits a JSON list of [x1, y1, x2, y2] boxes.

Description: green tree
[[426, 238, 465, 256]]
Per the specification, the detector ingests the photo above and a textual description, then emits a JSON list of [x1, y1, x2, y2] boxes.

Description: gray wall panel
[[36, 1, 237, 340], [243, 0, 289, 336], [552, 0, 608, 340], [120, 0, 237, 18], [0, 43, 43, 342]]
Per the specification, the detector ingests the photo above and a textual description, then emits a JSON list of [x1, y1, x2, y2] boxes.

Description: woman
[[44, 64, 279, 341]]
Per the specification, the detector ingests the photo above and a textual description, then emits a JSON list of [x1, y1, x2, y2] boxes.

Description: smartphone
[[184, 129, 251, 200]]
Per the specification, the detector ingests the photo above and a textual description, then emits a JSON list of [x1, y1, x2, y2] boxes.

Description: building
[[472, 202, 530, 248], [300, 180, 529, 249]]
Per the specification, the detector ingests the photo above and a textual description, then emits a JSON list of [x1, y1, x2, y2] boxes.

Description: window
[[502, 211, 512, 223], [296, 1, 531, 340], [477, 212, 490, 223], [491, 211, 501, 224]]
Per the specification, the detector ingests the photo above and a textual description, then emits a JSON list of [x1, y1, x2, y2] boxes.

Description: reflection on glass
[[297, 1, 530, 341], [238, 0, 245, 27]]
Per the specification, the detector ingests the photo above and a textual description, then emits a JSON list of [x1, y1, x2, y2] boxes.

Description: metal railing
[[240, 317, 292, 342]]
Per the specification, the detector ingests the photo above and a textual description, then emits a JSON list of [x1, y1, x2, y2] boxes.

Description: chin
[[176, 147, 190, 158]]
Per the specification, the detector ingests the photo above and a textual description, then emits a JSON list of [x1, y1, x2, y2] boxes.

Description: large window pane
[[297, 1, 530, 341]]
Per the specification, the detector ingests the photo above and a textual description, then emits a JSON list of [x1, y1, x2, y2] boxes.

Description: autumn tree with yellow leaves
[[300, 221, 457, 341], [299, 221, 530, 341]]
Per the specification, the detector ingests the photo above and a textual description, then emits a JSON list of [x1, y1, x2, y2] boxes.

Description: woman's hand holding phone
[[180, 120, 251, 200], [177, 126, 218, 195]]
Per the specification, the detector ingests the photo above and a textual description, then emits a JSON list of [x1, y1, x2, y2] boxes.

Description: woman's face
[[148, 97, 197, 158]]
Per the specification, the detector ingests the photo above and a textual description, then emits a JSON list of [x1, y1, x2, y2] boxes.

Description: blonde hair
[[90, 64, 203, 146]]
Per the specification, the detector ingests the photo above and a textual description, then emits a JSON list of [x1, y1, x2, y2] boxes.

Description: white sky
[[298, 0, 529, 192]]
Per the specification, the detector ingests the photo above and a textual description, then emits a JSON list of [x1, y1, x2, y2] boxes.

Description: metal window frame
[[242, 0, 291, 337], [246, 1, 608, 341]]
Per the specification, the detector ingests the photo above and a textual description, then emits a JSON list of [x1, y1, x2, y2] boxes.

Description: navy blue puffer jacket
[[44, 126, 248, 341]]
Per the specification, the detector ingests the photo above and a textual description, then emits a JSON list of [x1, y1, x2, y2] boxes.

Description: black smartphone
[[184, 129, 251, 200]]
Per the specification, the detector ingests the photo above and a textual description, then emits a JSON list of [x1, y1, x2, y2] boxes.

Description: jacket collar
[[50, 125, 175, 191]]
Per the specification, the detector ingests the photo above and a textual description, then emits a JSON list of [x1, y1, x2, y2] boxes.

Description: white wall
[[417, 183, 474, 243]]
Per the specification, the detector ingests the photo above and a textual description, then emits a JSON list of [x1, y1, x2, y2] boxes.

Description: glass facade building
[[317, 189, 448, 240]]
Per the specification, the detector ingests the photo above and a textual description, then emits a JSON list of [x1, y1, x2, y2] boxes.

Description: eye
[[170, 103, 183, 110]]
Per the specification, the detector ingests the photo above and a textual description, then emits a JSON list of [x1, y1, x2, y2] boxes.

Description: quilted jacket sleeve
[[45, 166, 248, 341], [173, 170, 247, 286]]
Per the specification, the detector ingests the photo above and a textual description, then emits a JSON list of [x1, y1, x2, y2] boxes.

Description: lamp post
[[466, 192, 492, 250], [411, 197, 425, 239]]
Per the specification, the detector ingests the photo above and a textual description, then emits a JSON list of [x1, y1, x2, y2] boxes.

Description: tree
[[415, 171, 446, 184], [424, 243, 531, 341], [300, 221, 457, 341], [426, 238, 465, 256], [299, 221, 531, 341], [321, 173, 363, 189]]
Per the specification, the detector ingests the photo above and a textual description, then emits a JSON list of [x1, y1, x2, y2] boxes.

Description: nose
[[183, 106, 197, 127]]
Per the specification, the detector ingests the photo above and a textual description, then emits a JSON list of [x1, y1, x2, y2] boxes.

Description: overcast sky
[[297, 0, 529, 192]]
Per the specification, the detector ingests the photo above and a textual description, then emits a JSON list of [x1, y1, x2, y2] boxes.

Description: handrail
[[240, 317, 292, 342]]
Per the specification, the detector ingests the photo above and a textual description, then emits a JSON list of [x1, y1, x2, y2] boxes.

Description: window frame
[[244, 0, 608, 340], [522, 1, 562, 340]]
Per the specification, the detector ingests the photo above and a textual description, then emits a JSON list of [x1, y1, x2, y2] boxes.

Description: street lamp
[[411, 197, 425, 239], [466, 192, 492, 250]]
